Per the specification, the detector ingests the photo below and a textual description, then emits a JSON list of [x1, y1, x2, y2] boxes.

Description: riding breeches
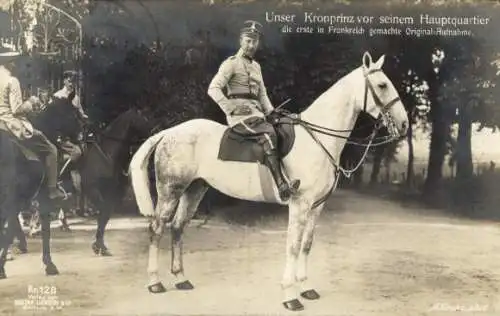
[[20, 129, 59, 189], [230, 116, 277, 153]]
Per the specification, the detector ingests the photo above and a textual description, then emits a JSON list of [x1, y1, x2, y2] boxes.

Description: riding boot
[[45, 154, 65, 200], [264, 150, 300, 201]]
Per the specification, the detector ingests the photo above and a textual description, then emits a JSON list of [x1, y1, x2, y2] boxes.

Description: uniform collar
[[54, 86, 72, 98], [236, 48, 253, 62], [0, 65, 11, 76]]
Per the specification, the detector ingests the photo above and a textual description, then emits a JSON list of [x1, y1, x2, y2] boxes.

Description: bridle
[[281, 67, 403, 208], [82, 115, 160, 169]]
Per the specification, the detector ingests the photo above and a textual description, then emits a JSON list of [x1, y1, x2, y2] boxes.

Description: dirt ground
[[1, 189, 500, 316]]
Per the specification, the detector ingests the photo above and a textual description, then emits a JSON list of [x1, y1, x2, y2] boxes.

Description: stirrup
[[277, 180, 300, 201], [288, 179, 300, 193]]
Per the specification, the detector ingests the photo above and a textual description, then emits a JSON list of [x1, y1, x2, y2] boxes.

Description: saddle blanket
[[217, 117, 296, 164], [217, 117, 297, 204]]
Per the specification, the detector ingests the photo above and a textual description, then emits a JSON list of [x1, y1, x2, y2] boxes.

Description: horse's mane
[[101, 108, 135, 136], [301, 66, 363, 119]]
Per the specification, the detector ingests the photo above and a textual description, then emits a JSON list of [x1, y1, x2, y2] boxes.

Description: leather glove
[[29, 96, 45, 112], [266, 110, 281, 124]]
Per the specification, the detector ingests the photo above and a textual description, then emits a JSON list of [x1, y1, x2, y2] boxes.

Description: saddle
[[218, 116, 296, 164]]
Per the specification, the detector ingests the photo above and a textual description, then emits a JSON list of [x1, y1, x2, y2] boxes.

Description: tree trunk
[[424, 77, 449, 195], [370, 146, 385, 185], [353, 165, 364, 188], [425, 117, 449, 193], [406, 118, 415, 189], [456, 104, 473, 180]]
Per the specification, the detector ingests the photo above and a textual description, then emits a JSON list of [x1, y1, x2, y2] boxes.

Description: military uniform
[[207, 20, 300, 201], [0, 47, 65, 200], [208, 49, 279, 150], [52, 76, 86, 163]]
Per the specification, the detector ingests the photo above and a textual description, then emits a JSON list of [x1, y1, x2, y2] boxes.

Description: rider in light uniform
[[0, 46, 65, 200], [208, 20, 300, 201]]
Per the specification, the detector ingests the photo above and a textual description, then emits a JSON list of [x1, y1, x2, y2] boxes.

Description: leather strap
[[228, 93, 259, 100]]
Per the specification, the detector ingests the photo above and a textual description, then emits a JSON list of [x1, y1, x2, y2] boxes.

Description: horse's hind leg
[[170, 179, 208, 290], [87, 185, 114, 256], [147, 181, 186, 293]]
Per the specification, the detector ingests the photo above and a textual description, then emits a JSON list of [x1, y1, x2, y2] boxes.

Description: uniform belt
[[228, 93, 259, 100]]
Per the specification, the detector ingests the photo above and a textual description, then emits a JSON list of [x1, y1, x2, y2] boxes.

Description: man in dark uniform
[[207, 20, 300, 201], [50, 70, 88, 163]]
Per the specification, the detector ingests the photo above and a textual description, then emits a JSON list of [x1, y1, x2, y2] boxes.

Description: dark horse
[[31, 104, 155, 256], [0, 129, 60, 278], [82, 108, 154, 255], [0, 106, 154, 280]]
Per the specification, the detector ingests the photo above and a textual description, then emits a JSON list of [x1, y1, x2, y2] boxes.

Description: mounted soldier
[[50, 70, 88, 164], [0, 45, 65, 201], [207, 20, 300, 201]]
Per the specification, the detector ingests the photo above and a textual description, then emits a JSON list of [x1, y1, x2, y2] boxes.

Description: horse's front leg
[[93, 201, 113, 256], [296, 204, 324, 301], [282, 199, 309, 311], [87, 187, 112, 256], [39, 198, 59, 276]]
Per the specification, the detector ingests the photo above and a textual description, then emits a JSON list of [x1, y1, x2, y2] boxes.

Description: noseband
[[363, 68, 401, 139]]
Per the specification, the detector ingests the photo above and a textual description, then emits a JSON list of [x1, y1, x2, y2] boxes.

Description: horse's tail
[[129, 130, 168, 217]]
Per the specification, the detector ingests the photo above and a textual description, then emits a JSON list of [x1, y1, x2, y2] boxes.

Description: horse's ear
[[374, 54, 385, 69], [362, 52, 373, 69]]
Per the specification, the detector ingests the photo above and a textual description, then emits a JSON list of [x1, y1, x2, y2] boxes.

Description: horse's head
[[89, 107, 156, 175], [126, 107, 156, 139], [358, 52, 408, 138]]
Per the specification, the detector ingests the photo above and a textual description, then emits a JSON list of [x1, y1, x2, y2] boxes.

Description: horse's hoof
[[0, 268, 6, 279], [300, 289, 320, 300], [45, 263, 59, 276], [60, 225, 71, 232], [283, 299, 304, 311], [100, 249, 112, 256], [14, 246, 28, 254], [29, 230, 41, 238], [148, 282, 167, 293], [92, 243, 113, 256], [175, 280, 194, 290]]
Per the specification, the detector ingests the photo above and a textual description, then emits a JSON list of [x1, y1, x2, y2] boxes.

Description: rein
[[280, 68, 401, 208]]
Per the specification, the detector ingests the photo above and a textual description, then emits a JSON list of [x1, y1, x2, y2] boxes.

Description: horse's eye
[[378, 82, 388, 89]]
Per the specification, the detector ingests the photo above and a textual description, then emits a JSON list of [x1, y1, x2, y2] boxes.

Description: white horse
[[129, 52, 409, 311]]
